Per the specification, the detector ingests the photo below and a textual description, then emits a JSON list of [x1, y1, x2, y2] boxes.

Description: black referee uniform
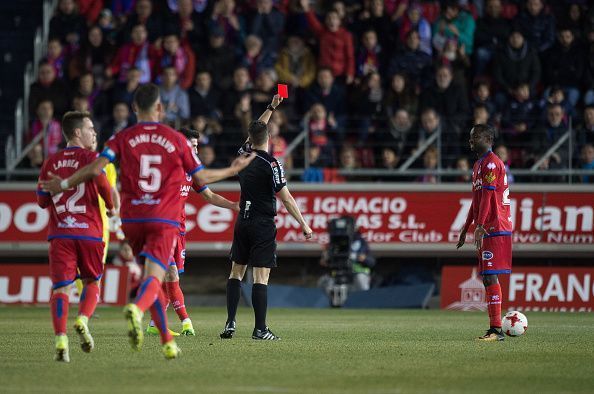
[[230, 147, 287, 267]]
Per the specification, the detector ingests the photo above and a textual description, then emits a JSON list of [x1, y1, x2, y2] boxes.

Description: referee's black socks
[[226, 278, 241, 324], [252, 283, 268, 331]]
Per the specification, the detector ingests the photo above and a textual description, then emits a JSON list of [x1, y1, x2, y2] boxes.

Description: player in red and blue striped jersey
[[457, 124, 513, 342], [37, 111, 115, 362], [41, 84, 254, 359]]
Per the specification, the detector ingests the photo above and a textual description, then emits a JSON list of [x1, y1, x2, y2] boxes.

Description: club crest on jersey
[[484, 171, 496, 183], [487, 162, 496, 170], [482, 251, 494, 260]]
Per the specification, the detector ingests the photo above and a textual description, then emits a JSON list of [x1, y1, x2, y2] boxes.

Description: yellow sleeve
[[100, 164, 117, 260], [105, 163, 117, 188]]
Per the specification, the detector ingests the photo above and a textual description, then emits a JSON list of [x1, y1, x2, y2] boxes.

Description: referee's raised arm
[[238, 94, 284, 154], [259, 94, 283, 124]]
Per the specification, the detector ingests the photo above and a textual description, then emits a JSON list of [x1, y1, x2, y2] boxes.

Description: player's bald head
[[133, 83, 160, 113]]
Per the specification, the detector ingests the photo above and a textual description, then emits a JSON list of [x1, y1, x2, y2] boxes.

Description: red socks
[[486, 283, 503, 328], [50, 293, 69, 335], [79, 282, 100, 318], [149, 287, 173, 344], [134, 276, 161, 312], [165, 281, 189, 321]]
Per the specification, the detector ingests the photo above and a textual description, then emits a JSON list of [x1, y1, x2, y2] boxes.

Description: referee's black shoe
[[220, 321, 236, 339], [252, 327, 281, 340]]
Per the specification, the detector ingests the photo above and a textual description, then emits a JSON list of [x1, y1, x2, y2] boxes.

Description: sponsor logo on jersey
[[57, 216, 89, 229], [482, 251, 494, 260], [487, 162, 496, 170], [484, 171, 496, 183], [272, 165, 281, 185], [180, 184, 192, 197], [277, 161, 286, 183], [131, 194, 161, 206]]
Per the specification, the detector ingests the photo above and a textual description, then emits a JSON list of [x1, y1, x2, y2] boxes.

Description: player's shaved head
[[62, 111, 91, 141], [469, 124, 495, 153], [133, 83, 160, 112], [248, 120, 268, 146]]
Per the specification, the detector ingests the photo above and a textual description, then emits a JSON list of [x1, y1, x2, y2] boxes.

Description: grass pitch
[[0, 307, 593, 393]]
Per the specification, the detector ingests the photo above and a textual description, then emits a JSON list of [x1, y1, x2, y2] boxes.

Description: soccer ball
[[502, 311, 528, 337]]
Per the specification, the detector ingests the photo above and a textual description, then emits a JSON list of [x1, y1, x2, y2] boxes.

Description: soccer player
[[457, 124, 512, 341], [146, 127, 239, 337], [220, 94, 313, 341], [36, 111, 115, 362], [41, 83, 255, 359], [74, 139, 121, 297]]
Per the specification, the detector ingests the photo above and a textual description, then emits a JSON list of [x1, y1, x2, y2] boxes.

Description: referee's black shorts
[[230, 216, 277, 268]]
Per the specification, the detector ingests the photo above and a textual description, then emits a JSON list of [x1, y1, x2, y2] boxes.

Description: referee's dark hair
[[133, 83, 160, 112], [180, 127, 200, 140], [472, 123, 495, 144], [62, 111, 91, 141], [248, 120, 268, 146]]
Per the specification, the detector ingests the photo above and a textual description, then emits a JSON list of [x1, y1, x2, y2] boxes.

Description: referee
[[220, 94, 313, 340]]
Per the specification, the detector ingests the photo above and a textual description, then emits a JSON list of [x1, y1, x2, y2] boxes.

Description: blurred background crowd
[[21, 0, 594, 183]]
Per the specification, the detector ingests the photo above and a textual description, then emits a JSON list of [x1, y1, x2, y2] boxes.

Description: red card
[[278, 84, 289, 98]]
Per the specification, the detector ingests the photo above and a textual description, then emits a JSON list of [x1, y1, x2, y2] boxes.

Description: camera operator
[[319, 220, 376, 295]]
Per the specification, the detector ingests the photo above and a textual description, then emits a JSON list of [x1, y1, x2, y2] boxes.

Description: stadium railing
[[4, 0, 55, 174]]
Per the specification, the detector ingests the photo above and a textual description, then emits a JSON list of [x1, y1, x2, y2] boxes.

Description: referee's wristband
[[267, 104, 276, 112], [60, 179, 69, 190]]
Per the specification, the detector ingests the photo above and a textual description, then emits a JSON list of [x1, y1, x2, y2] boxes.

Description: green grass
[[0, 307, 593, 393]]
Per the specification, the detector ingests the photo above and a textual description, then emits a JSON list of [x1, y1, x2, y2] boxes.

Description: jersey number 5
[[139, 154, 162, 193], [52, 184, 86, 214]]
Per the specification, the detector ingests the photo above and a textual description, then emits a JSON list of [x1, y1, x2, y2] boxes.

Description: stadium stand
[[3, 0, 594, 183]]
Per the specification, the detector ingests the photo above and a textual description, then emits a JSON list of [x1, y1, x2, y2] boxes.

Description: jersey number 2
[[53, 184, 86, 214], [502, 173, 511, 206], [139, 154, 162, 193]]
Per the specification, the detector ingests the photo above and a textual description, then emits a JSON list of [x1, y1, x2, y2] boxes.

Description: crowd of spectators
[[23, 0, 594, 183]]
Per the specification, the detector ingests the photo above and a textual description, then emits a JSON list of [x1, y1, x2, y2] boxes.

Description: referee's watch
[[267, 104, 276, 112]]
